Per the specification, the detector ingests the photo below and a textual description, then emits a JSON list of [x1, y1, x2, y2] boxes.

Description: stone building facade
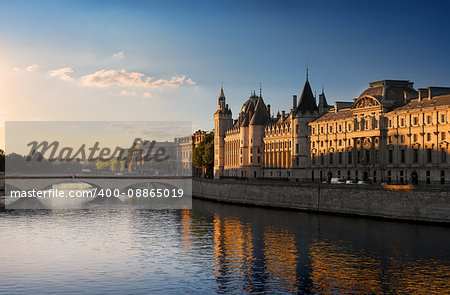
[[175, 130, 210, 176], [213, 78, 450, 184], [214, 76, 320, 179], [309, 80, 450, 185]]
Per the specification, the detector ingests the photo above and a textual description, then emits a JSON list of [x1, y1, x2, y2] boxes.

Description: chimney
[[428, 87, 432, 100], [267, 104, 271, 115], [282, 110, 285, 118], [418, 88, 427, 101], [293, 95, 297, 110]]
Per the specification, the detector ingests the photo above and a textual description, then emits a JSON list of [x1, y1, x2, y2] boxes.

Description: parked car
[[330, 178, 346, 184], [357, 180, 369, 185], [345, 180, 356, 184]]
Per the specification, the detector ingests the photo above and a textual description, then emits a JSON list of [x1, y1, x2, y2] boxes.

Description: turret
[[213, 87, 233, 179], [318, 86, 331, 114], [291, 71, 321, 181]]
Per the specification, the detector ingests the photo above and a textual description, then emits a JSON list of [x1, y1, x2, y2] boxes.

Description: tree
[[192, 133, 214, 178], [0, 149, 4, 172]]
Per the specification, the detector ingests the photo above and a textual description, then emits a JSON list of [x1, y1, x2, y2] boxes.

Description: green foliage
[[192, 133, 214, 177], [0, 149, 4, 172]]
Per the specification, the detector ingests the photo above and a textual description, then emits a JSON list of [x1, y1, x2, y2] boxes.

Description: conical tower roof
[[297, 79, 318, 114], [250, 97, 268, 125], [318, 87, 330, 108]]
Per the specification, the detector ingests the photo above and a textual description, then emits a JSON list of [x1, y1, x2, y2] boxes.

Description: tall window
[[413, 134, 418, 142], [401, 149, 406, 163], [427, 116, 432, 124], [348, 151, 352, 164], [388, 150, 393, 163], [338, 152, 343, 164], [427, 133, 431, 141], [329, 154, 333, 164], [413, 149, 419, 163], [413, 117, 419, 125], [441, 148, 447, 163], [427, 149, 432, 163]]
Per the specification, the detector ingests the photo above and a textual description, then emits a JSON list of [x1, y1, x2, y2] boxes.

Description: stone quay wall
[[193, 179, 450, 224]]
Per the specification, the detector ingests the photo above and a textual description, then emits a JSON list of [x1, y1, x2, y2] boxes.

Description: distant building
[[175, 130, 211, 176]]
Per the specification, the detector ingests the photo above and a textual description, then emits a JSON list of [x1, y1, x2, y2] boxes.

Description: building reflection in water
[[179, 200, 450, 294], [309, 239, 383, 294], [263, 226, 298, 293], [213, 214, 254, 293]]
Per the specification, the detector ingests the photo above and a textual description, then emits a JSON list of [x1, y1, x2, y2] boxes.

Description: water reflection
[[188, 199, 450, 294], [0, 199, 448, 294]]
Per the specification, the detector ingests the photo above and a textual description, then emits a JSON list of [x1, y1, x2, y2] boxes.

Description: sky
[[1, 0, 450, 151]]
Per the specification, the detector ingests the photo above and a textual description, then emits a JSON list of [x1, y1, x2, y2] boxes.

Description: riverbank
[[192, 179, 450, 224]]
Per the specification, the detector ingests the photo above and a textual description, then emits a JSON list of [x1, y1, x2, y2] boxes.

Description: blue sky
[[1, 0, 450, 149]]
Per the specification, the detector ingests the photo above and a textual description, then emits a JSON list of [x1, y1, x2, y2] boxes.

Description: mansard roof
[[311, 108, 353, 123], [359, 80, 417, 108], [296, 80, 318, 114], [388, 94, 450, 113]]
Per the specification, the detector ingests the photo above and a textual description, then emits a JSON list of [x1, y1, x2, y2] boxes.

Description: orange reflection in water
[[180, 209, 192, 249], [309, 239, 450, 294], [385, 256, 450, 294], [309, 239, 383, 294], [213, 214, 254, 292], [263, 226, 299, 293]]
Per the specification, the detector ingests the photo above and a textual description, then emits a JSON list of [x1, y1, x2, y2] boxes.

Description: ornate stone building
[[213, 78, 450, 184], [214, 75, 321, 180], [309, 80, 450, 184]]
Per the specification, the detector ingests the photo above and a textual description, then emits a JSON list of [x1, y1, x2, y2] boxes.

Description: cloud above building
[[112, 51, 124, 59], [80, 69, 196, 88], [48, 67, 74, 81], [25, 64, 39, 72], [46, 67, 196, 91]]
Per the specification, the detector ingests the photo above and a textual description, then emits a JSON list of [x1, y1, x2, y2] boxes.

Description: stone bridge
[[3, 175, 191, 209]]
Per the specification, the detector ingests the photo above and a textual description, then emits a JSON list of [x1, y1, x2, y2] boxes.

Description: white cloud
[[80, 69, 196, 89], [120, 90, 137, 96], [26, 64, 39, 72], [112, 51, 124, 59], [142, 92, 152, 98], [48, 67, 74, 81]]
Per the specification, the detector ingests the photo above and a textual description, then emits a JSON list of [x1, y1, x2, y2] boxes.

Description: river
[[0, 198, 448, 294]]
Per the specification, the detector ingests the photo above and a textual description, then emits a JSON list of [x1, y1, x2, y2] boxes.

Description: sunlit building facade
[[214, 76, 320, 179], [309, 80, 450, 184]]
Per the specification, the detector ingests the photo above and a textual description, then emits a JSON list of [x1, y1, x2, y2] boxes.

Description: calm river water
[[0, 198, 449, 294]]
